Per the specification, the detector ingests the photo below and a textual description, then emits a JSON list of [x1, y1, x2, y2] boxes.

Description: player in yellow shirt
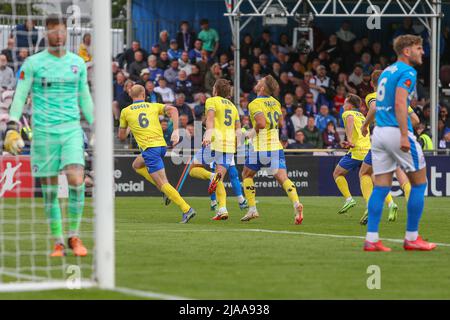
[[359, 69, 420, 224], [118, 84, 196, 223], [240, 75, 304, 224], [189, 79, 241, 220], [333, 94, 375, 215]]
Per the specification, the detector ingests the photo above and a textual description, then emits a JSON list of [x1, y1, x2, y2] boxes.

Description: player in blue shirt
[[364, 35, 436, 252]]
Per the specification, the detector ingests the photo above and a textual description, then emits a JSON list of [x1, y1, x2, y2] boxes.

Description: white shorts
[[372, 126, 426, 175]]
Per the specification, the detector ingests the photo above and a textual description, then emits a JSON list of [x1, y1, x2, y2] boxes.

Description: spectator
[[145, 80, 163, 103], [290, 107, 308, 132], [164, 59, 180, 88], [328, 60, 341, 84], [294, 85, 307, 106], [279, 106, 295, 139], [315, 105, 337, 132], [283, 93, 298, 117], [279, 72, 295, 98], [168, 39, 183, 61], [194, 93, 207, 120], [420, 104, 431, 132], [175, 70, 194, 103], [258, 54, 271, 75], [360, 52, 373, 74], [333, 85, 347, 117], [219, 53, 230, 78], [416, 123, 434, 151], [179, 114, 189, 129], [176, 21, 196, 52], [128, 50, 147, 81], [357, 72, 373, 100], [113, 71, 126, 102], [118, 40, 148, 69], [302, 116, 323, 148], [161, 118, 173, 146], [271, 61, 282, 81], [300, 71, 313, 94], [174, 93, 194, 124], [335, 21, 356, 44], [147, 55, 164, 82], [278, 33, 292, 54], [259, 30, 272, 55], [324, 34, 341, 62], [344, 41, 364, 72], [138, 69, 150, 85], [322, 121, 341, 148], [348, 64, 364, 87], [198, 19, 220, 58], [150, 43, 160, 57], [189, 39, 203, 63], [1, 38, 15, 65], [157, 51, 170, 69], [114, 79, 134, 123], [78, 33, 92, 62], [439, 105, 448, 125], [15, 48, 29, 78], [205, 63, 222, 94], [154, 77, 175, 103], [309, 65, 331, 104], [240, 34, 254, 58], [158, 30, 170, 52], [337, 72, 358, 95], [280, 134, 290, 149], [197, 49, 212, 76], [370, 41, 384, 64], [14, 19, 39, 53], [0, 54, 15, 91], [304, 92, 317, 116], [288, 130, 315, 150], [178, 51, 193, 75], [188, 64, 205, 94]]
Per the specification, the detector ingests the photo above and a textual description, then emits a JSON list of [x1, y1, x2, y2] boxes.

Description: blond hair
[[264, 75, 280, 96], [213, 79, 231, 98], [393, 34, 423, 56], [371, 70, 383, 88], [130, 84, 146, 99], [346, 93, 362, 108]]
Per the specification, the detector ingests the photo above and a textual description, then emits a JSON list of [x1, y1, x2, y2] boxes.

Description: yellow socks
[[402, 182, 411, 201], [385, 193, 394, 206], [360, 175, 373, 204], [243, 178, 256, 207], [216, 181, 227, 209], [335, 176, 351, 199], [161, 183, 190, 213], [189, 167, 212, 180], [282, 179, 299, 205], [135, 167, 157, 187]]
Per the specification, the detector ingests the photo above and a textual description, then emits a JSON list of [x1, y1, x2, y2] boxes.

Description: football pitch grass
[[1, 196, 449, 300]]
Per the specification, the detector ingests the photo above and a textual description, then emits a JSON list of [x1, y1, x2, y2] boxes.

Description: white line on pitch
[[141, 228, 450, 247], [113, 286, 192, 300]]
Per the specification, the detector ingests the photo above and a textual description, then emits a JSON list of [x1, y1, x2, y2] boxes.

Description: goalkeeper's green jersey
[[9, 49, 94, 133]]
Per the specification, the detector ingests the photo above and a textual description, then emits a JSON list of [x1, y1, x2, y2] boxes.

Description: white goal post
[[0, 0, 115, 292]]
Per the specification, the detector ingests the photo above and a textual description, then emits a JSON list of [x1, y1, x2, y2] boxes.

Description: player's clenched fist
[[4, 121, 24, 155]]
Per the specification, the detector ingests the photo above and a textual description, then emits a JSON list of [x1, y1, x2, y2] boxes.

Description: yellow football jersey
[[120, 101, 167, 150], [365, 91, 414, 114], [205, 96, 240, 153], [342, 110, 371, 160], [248, 96, 283, 151]]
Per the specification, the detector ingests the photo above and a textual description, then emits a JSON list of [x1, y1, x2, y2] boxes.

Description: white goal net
[[0, 0, 114, 292]]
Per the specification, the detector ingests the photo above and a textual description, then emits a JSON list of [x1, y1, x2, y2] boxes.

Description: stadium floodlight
[[0, 0, 114, 292]]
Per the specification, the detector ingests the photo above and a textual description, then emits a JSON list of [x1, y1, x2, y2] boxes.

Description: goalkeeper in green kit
[[4, 15, 93, 257]]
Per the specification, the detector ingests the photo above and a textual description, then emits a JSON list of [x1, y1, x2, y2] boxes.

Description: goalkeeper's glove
[[4, 121, 25, 155]]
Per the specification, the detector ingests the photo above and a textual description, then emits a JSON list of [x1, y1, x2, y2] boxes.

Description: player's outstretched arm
[[395, 87, 410, 152]]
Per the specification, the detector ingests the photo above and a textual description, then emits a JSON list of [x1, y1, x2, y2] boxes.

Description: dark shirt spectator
[[119, 41, 148, 69], [128, 50, 147, 81], [240, 34, 254, 58], [188, 64, 205, 93], [287, 130, 315, 150], [322, 121, 341, 148], [279, 107, 295, 139], [118, 80, 134, 111], [176, 21, 196, 52], [1, 38, 15, 65], [279, 72, 296, 99], [161, 119, 173, 146], [14, 21, 38, 52], [259, 30, 272, 55], [175, 70, 194, 103], [194, 94, 207, 120], [304, 93, 317, 116], [174, 93, 194, 124], [302, 116, 323, 148], [158, 30, 170, 52], [145, 80, 163, 104], [113, 71, 126, 101]]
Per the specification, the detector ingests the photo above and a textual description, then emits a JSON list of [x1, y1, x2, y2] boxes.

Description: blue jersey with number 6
[[375, 61, 416, 132]]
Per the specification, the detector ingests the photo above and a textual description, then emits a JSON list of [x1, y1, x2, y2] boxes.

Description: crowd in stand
[[2, 18, 450, 151]]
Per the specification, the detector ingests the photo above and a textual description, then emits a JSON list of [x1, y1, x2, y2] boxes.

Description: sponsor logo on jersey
[[71, 65, 79, 74], [404, 79, 412, 88], [19, 70, 25, 80]]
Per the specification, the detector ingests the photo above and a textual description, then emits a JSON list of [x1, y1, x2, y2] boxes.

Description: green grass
[[1, 196, 450, 299]]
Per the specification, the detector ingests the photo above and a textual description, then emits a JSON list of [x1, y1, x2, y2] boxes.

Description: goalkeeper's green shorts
[[31, 127, 85, 178]]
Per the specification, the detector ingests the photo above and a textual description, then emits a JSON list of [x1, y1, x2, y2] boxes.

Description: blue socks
[[406, 183, 427, 232], [228, 165, 243, 197], [367, 186, 391, 233]]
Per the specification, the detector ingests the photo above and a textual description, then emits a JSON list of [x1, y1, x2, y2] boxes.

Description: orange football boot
[[363, 240, 392, 252], [404, 236, 437, 251], [208, 172, 222, 195], [68, 236, 88, 257], [50, 243, 66, 257]]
